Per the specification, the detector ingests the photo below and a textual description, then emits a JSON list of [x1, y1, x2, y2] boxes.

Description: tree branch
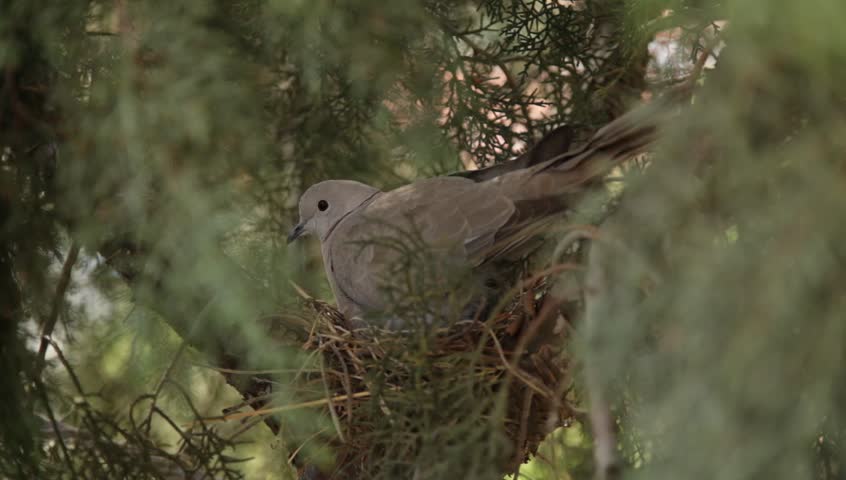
[[36, 242, 80, 374]]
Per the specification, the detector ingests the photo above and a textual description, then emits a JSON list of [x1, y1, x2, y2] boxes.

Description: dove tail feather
[[476, 104, 666, 265], [536, 106, 661, 176]]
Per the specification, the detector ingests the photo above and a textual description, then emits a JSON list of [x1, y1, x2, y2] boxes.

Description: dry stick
[[189, 362, 323, 375], [462, 262, 584, 434], [48, 340, 115, 478], [666, 46, 714, 102], [504, 261, 583, 387], [194, 391, 373, 426], [484, 324, 554, 400], [508, 226, 599, 440], [43, 338, 86, 395], [36, 242, 80, 373], [34, 377, 79, 480], [511, 294, 563, 367], [516, 263, 584, 293], [223, 391, 279, 415], [512, 389, 535, 478]]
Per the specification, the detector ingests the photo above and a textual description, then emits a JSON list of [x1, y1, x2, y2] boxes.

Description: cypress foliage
[[1, 1, 845, 479]]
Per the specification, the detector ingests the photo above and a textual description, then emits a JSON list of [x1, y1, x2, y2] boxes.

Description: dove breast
[[322, 176, 516, 318]]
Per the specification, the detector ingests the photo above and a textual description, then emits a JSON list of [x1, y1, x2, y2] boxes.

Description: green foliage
[[584, 2, 846, 480], [2, 0, 846, 479]]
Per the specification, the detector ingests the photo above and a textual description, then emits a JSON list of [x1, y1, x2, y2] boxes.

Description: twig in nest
[[483, 324, 554, 400], [517, 263, 584, 291], [190, 362, 321, 375], [194, 391, 373, 426]]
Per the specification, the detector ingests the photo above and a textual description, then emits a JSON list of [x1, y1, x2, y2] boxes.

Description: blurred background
[[2, 0, 846, 479]]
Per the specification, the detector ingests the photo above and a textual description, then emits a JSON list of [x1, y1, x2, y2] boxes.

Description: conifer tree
[[2, 1, 845, 479]]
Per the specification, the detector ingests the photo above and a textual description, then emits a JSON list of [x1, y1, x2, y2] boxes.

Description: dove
[[288, 104, 662, 327]]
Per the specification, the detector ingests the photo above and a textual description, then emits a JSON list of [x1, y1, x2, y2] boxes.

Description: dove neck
[[320, 190, 382, 243]]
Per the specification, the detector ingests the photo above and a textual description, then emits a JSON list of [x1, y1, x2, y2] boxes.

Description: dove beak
[[287, 223, 305, 244]]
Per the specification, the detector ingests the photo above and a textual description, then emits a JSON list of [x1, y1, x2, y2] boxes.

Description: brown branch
[[194, 390, 373, 426], [35, 377, 79, 480], [512, 389, 535, 476], [483, 324, 555, 400], [36, 242, 80, 374], [85, 30, 118, 36], [665, 46, 714, 102]]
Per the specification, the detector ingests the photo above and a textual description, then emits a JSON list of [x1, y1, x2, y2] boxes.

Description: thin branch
[[85, 30, 118, 36], [443, 25, 538, 139], [35, 378, 79, 480], [666, 46, 714, 102], [43, 338, 86, 395], [195, 390, 372, 426], [482, 323, 555, 400], [512, 389, 535, 475], [36, 242, 80, 373], [144, 294, 219, 434]]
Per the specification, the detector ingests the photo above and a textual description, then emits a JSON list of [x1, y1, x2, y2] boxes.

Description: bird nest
[[288, 278, 579, 479]]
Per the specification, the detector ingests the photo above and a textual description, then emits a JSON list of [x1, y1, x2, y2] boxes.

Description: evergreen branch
[[448, 28, 538, 139]]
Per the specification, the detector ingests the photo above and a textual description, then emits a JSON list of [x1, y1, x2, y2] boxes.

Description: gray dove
[[288, 105, 661, 327]]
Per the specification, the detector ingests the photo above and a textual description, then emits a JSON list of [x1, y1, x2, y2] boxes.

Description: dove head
[[288, 180, 381, 244]]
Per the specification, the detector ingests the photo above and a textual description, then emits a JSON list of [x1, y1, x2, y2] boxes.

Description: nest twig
[[289, 278, 578, 479]]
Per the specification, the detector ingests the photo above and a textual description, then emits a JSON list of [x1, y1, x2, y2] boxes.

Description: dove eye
[[317, 200, 329, 211]]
